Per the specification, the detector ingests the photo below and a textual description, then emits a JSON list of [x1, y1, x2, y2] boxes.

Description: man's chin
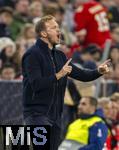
[[77, 113, 85, 117], [53, 41, 60, 46], [56, 41, 60, 45]]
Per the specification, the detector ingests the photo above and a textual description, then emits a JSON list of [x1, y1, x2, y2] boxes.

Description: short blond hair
[[35, 15, 55, 37], [110, 92, 119, 102], [98, 97, 110, 108], [29, 2, 42, 11]]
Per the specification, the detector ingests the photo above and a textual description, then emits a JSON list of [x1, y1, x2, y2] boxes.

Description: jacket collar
[[35, 38, 49, 51], [35, 38, 57, 58], [35, 38, 57, 51], [78, 108, 105, 120]]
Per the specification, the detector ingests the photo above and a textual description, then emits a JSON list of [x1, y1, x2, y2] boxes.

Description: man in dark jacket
[[22, 15, 110, 150]]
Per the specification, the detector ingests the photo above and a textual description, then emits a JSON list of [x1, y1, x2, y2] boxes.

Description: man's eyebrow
[[81, 102, 86, 104]]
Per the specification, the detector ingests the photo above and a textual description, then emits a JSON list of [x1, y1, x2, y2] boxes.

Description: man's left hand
[[98, 59, 111, 75]]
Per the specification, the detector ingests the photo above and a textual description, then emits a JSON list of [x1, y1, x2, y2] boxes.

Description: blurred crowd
[[0, 0, 119, 149]]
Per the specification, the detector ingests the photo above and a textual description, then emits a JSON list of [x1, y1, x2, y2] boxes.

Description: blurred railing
[[0, 80, 24, 125], [97, 78, 119, 97], [0, 78, 118, 125]]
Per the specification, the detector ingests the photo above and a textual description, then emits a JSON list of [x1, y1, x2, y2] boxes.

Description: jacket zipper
[[46, 50, 57, 117]]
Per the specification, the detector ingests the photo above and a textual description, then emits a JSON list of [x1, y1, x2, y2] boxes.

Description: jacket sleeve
[[22, 52, 57, 92], [79, 122, 108, 150], [69, 63, 102, 82]]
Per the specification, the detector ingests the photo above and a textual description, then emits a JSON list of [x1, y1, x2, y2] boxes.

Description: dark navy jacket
[[80, 109, 108, 150], [22, 38, 101, 126]]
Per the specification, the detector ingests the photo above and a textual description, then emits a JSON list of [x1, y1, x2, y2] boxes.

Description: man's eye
[[51, 27, 56, 29]]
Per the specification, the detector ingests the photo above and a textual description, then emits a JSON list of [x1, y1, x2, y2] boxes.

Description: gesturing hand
[[56, 58, 72, 80], [98, 59, 111, 74]]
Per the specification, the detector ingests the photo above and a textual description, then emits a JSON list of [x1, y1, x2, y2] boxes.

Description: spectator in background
[[111, 98, 119, 122], [108, 0, 119, 23], [73, 49, 97, 69], [44, 2, 76, 53], [0, 37, 16, 65], [99, 0, 115, 8], [19, 23, 36, 40], [0, 37, 21, 76], [98, 97, 113, 149], [10, 0, 30, 40], [9, 40, 27, 78], [110, 23, 119, 45], [59, 97, 108, 150], [110, 93, 119, 149], [0, 37, 16, 63], [106, 63, 119, 96], [72, 44, 101, 69], [43, 3, 65, 28], [98, 97, 114, 122], [74, 0, 111, 49], [0, 7, 13, 38], [108, 45, 119, 68], [14, 0, 29, 18], [57, 0, 69, 9], [31, 0, 47, 5], [17, 23, 36, 49], [111, 92, 119, 121], [0, 63, 16, 80], [28, 1, 43, 24], [57, 0, 75, 31]]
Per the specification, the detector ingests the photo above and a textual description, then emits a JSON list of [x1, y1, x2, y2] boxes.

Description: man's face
[[114, 0, 119, 6], [1, 68, 16, 80], [103, 102, 112, 119], [31, 3, 42, 18], [111, 27, 119, 43], [78, 97, 95, 115], [16, 0, 29, 14], [25, 27, 35, 39], [74, 0, 87, 6], [81, 53, 92, 61], [5, 45, 15, 57], [111, 101, 119, 120], [100, 0, 115, 7], [44, 19, 61, 46], [0, 12, 13, 25]]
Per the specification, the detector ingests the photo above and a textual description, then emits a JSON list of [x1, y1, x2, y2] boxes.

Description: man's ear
[[41, 31, 47, 38]]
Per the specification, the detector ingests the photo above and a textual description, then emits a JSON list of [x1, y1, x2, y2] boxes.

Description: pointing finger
[[101, 59, 111, 66], [65, 58, 72, 66]]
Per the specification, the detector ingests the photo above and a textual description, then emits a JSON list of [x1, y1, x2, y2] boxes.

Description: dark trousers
[[25, 114, 61, 150]]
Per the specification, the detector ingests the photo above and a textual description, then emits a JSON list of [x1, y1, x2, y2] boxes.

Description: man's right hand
[[56, 58, 72, 80]]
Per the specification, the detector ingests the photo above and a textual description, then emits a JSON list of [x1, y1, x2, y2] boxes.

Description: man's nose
[[56, 28, 61, 33]]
